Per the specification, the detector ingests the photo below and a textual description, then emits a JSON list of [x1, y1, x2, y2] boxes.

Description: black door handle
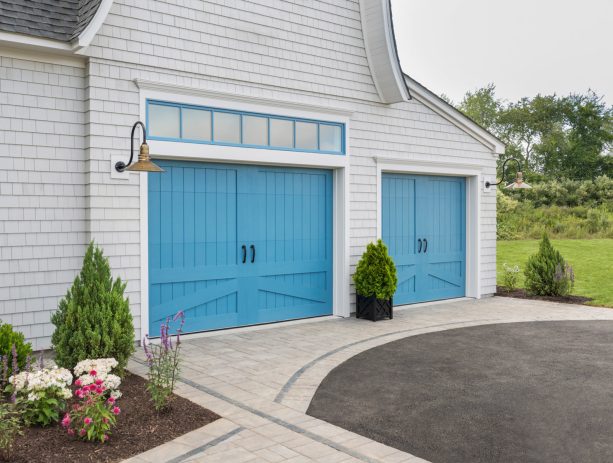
[[423, 239, 428, 253], [250, 245, 256, 263], [417, 239, 422, 253], [242, 245, 247, 263]]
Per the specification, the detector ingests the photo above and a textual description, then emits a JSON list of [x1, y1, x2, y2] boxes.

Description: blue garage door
[[148, 160, 333, 336], [382, 174, 466, 305]]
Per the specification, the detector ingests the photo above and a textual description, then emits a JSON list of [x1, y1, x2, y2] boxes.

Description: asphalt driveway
[[307, 320, 613, 463]]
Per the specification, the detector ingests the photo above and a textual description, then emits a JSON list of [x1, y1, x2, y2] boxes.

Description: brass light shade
[[125, 142, 164, 172], [505, 171, 531, 189], [115, 121, 165, 173]]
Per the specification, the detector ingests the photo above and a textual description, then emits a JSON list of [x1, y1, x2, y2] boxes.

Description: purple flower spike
[[1, 355, 7, 387], [11, 343, 18, 376]]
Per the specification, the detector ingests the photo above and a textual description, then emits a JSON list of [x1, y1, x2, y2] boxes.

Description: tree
[[454, 85, 613, 180], [51, 242, 135, 376], [457, 83, 502, 133]]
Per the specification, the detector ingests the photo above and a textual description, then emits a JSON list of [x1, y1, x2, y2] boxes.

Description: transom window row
[[147, 100, 345, 154]]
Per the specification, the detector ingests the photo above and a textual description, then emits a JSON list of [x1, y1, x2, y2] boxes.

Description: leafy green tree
[[454, 85, 612, 180], [51, 242, 135, 376], [457, 83, 502, 133]]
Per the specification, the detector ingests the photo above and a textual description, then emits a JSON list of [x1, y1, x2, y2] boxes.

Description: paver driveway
[[125, 297, 613, 463]]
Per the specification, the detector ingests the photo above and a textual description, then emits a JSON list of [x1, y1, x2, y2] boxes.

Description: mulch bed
[[8, 374, 219, 463], [496, 285, 593, 305]]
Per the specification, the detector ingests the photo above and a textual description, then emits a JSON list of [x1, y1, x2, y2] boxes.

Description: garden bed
[[8, 373, 219, 463], [496, 286, 593, 305]]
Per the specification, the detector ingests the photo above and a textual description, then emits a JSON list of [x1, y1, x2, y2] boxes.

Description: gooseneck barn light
[[115, 121, 164, 173], [485, 157, 531, 190]]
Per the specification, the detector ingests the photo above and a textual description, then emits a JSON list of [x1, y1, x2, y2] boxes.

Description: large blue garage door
[[148, 160, 333, 335], [382, 174, 466, 305]]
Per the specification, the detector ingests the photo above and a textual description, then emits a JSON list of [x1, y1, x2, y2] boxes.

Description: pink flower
[[67, 428, 75, 436], [107, 397, 115, 404], [61, 414, 71, 428], [79, 428, 86, 437], [75, 389, 84, 398], [112, 406, 121, 415], [75, 379, 82, 387], [95, 378, 103, 386], [104, 435, 109, 442], [89, 369, 97, 377], [84, 417, 92, 425], [95, 386, 104, 395], [102, 417, 109, 424]]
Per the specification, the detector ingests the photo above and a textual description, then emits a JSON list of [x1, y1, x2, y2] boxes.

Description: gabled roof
[[404, 74, 506, 155]]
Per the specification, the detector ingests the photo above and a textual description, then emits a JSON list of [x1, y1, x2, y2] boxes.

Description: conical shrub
[[353, 239, 397, 300], [51, 242, 134, 376], [524, 234, 574, 297]]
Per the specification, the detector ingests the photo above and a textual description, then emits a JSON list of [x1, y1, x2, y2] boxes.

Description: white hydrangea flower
[[104, 374, 121, 390], [74, 358, 118, 377], [110, 389, 122, 400]]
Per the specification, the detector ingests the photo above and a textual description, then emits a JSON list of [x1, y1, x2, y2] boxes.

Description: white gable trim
[[359, 0, 410, 104], [405, 75, 505, 155], [73, 0, 114, 50]]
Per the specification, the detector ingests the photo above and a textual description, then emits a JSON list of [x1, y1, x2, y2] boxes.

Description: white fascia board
[[404, 75, 506, 156], [359, 0, 410, 104], [0, 31, 74, 54], [73, 0, 114, 51]]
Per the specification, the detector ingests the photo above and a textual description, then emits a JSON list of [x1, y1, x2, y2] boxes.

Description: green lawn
[[497, 239, 613, 308]]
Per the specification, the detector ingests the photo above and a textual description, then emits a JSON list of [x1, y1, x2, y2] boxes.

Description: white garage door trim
[[136, 86, 351, 339], [375, 157, 483, 300]]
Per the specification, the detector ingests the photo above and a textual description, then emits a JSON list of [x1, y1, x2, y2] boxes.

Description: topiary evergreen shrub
[[354, 239, 398, 300], [0, 321, 32, 377], [51, 242, 135, 376], [524, 234, 575, 297], [353, 240, 397, 321]]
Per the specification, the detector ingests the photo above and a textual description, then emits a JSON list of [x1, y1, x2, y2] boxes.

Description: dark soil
[[496, 286, 593, 305], [8, 374, 219, 463]]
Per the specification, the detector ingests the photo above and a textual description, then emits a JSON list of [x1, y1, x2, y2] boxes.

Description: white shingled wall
[[1, 0, 497, 348], [0, 55, 87, 350]]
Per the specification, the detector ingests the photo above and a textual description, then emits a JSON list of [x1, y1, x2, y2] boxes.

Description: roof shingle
[[0, 0, 102, 42]]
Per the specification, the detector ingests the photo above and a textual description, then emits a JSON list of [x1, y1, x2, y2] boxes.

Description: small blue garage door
[[382, 174, 466, 305], [148, 160, 333, 336]]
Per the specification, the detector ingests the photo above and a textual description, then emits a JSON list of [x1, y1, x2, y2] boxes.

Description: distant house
[[0, 0, 504, 349]]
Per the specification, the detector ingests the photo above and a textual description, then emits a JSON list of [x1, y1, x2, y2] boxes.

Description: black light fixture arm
[[485, 157, 522, 188], [115, 121, 147, 172]]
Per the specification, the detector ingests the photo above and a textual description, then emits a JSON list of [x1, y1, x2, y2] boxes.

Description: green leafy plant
[[0, 322, 32, 378], [143, 312, 184, 411], [62, 370, 120, 443], [51, 242, 135, 376], [501, 263, 520, 292], [524, 234, 575, 297], [7, 367, 73, 427], [0, 402, 23, 461], [353, 240, 397, 300]]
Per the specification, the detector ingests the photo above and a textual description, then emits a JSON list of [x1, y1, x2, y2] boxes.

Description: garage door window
[[147, 100, 345, 155]]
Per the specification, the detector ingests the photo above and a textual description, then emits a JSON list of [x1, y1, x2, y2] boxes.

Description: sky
[[391, 0, 613, 106]]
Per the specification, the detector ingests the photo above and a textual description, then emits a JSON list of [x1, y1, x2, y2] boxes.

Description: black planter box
[[356, 294, 393, 321]]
